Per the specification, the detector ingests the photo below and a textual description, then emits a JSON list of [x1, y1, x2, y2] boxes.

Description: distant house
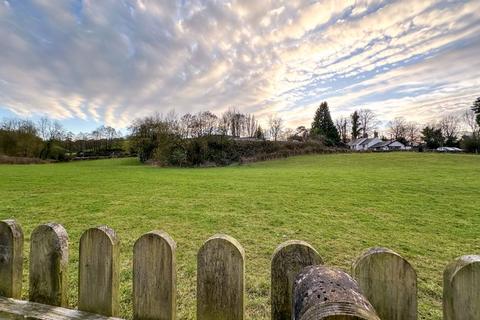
[[347, 137, 382, 151], [348, 138, 406, 151], [370, 140, 406, 151]]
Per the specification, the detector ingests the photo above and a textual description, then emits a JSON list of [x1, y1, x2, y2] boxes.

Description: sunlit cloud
[[0, 0, 479, 132]]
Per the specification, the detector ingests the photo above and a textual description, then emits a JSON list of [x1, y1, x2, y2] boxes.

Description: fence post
[[352, 247, 417, 320], [29, 223, 69, 307], [78, 226, 120, 317], [443, 255, 480, 320], [0, 219, 23, 298], [294, 265, 380, 320], [271, 240, 322, 320], [197, 234, 245, 320], [133, 231, 176, 320]]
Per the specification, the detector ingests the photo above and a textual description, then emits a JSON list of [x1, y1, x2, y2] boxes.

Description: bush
[[461, 135, 480, 153]]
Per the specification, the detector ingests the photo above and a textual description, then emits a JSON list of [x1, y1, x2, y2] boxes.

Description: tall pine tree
[[472, 97, 480, 127], [351, 111, 361, 139], [310, 101, 340, 145]]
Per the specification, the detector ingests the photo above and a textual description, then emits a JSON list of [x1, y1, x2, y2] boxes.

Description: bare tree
[[221, 108, 245, 137], [281, 128, 294, 141], [405, 121, 420, 145], [244, 114, 258, 137], [335, 117, 349, 143], [268, 114, 283, 141], [387, 117, 407, 141], [37, 117, 50, 141], [358, 109, 380, 137], [463, 109, 479, 135], [202, 111, 218, 136], [292, 126, 309, 142], [180, 113, 194, 138], [440, 114, 460, 145]]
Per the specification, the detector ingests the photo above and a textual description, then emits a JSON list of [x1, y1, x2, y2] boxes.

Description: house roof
[[370, 140, 405, 148], [348, 138, 366, 146], [370, 141, 390, 148], [359, 138, 378, 146]]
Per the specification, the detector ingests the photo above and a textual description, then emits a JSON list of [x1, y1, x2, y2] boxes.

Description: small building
[[348, 138, 406, 151], [347, 137, 383, 151], [370, 140, 406, 151]]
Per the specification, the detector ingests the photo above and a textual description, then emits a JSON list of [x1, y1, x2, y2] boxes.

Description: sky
[[0, 0, 479, 133]]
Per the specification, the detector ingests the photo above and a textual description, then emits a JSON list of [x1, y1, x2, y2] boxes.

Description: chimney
[[374, 131, 378, 138]]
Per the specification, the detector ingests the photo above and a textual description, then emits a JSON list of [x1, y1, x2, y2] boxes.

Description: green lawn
[[0, 153, 479, 319]]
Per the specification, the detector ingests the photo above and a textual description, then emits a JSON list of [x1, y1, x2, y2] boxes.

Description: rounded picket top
[[352, 247, 417, 320], [133, 230, 176, 320], [29, 223, 69, 307], [294, 265, 380, 320], [443, 255, 480, 320], [197, 234, 245, 320], [271, 240, 323, 320], [78, 226, 120, 317], [0, 219, 24, 298]]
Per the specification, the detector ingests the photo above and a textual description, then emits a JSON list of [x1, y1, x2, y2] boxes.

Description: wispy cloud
[[0, 0, 479, 130]]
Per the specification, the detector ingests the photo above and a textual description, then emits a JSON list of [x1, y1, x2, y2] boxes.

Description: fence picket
[[443, 255, 480, 320], [78, 226, 120, 317], [352, 247, 417, 320], [197, 234, 245, 320], [271, 240, 322, 320], [29, 223, 69, 307], [133, 230, 176, 320], [0, 219, 23, 299]]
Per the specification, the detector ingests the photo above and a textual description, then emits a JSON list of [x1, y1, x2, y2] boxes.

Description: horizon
[[1, 1, 479, 134]]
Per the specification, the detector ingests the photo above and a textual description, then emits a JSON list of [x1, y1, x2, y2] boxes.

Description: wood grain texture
[[0, 219, 24, 299], [271, 240, 323, 320], [352, 247, 417, 320], [133, 230, 176, 320], [197, 234, 245, 320], [443, 255, 480, 320], [0, 296, 123, 320], [29, 223, 69, 307], [78, 226, 120, 317]]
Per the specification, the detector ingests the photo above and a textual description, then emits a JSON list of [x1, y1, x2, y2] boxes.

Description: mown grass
[[0, 153, 479, 319]]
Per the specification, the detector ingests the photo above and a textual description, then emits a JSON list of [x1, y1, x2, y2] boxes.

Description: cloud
[[0, 0, 479, 131]]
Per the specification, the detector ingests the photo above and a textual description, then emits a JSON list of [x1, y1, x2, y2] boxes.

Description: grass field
[[0, 153, 479, 319]]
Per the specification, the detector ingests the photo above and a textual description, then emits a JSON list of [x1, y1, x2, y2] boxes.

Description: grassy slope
[[0, 153, 479, 319]]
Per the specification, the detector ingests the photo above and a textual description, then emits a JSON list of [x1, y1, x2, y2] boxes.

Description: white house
[[369, 140, 406, 151], [348, 138, 406, 151], [347, 137, 383, 151]]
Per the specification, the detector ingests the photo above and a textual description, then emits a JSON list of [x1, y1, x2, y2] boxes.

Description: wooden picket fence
[[0, 219, 479, 319]]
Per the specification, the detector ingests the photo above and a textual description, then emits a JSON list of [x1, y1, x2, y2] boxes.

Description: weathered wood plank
[[197, 234, 245, 320], [443, 255, 480, 320], [0, 219, 24, 299], [352, 247, 417, 320], [271, 240, 322, 320], [133, 230, 176, 320], [293, 265, 380, 320], [78, 226, 120, 317], [29, 223, 69, 307], [0, 296, 123, 320]]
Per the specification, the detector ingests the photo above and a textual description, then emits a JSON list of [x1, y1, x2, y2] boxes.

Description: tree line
[[1, 97, 479, 163], [303, 98, 479, 153], [0, 117, 126, 161]]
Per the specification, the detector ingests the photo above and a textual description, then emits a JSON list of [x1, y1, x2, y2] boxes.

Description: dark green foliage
[[351, 111, 361, 139], [254, 126, 265, 140], [461, 135, 480, 153], [310, 102, 340, 145], [472, 97, 480, 127], [421, 126, 444, 149]]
